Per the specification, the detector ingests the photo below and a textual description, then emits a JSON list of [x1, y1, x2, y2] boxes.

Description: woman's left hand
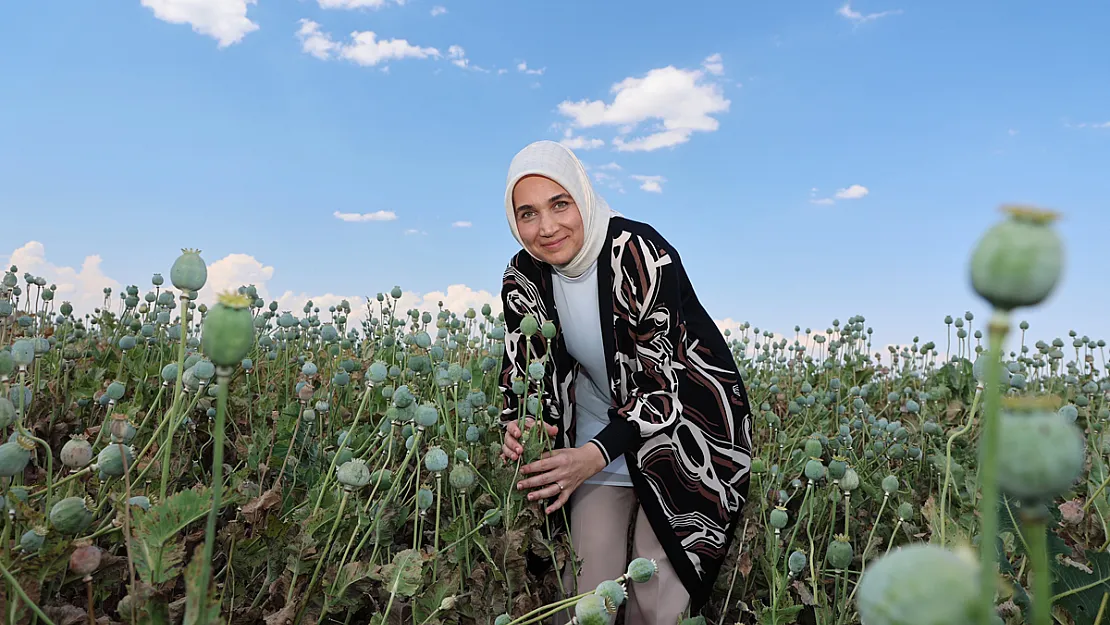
[[517, 445, 607, 514]]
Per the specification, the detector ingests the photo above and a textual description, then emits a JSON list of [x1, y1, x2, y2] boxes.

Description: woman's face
[[511, 175, 584, 266]]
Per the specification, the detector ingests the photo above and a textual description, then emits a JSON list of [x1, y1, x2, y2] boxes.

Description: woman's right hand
[[501, 417, 559, 462]]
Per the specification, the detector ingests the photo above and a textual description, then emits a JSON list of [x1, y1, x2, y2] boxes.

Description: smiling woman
[[497, 140, 754, 624]]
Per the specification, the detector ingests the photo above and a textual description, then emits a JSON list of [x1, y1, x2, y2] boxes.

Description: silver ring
[[557, 482, 564, 492]]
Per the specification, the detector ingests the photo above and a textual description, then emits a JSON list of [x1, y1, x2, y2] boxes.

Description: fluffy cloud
[[5, 242, 122, 319], [517, 61, 545, 76], [834, 184, 869, 200], [447, 45, 487, 72], [837, 2, 903, 24], [333, 210, 398, 222], [297, 19, 441, 67], [3, 242, 500, 332], [560, 129, 605, 151], [430, 5, 447, 16], [702, 53, 724, 76], [317, 0, 405, 8], [1072, 121, 1110, 129], [810, 185, 869, 205], [404, 228, 428, 236], [141, 0, 259, 48], [556, 54, 730, 152], [452, 221, 472, 228], [630, 175, 665, 193]]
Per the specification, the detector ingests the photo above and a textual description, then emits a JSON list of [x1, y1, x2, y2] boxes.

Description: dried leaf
[[1060, 499, 1085, 526], [738, 551, 753, 578], [791, 580, 816, 606], [242, 487, 282, 525]]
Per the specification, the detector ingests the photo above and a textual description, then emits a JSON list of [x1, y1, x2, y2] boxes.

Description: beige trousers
[[552, 483, 690, 625]]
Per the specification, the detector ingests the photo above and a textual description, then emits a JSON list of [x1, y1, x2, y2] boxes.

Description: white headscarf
[[504, 140, 622, 278]]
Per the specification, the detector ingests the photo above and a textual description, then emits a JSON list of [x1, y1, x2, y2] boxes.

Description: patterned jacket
[[498, 216, 753, 610]]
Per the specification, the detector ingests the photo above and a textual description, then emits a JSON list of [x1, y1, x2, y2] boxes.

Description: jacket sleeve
[[587, 233, 688, 465], [497, 257, 546, 427]]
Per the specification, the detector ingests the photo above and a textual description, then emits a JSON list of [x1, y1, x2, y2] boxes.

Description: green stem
[[977, 310, 1010, 623], [194, 368, 231, 606], [1024, 509, 1051, 625]]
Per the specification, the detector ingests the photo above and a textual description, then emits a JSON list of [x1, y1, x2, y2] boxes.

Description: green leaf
[[130, 487, 210, 585], [182, 545, 220, 625], [374, 548, 423, 598], [1053, 549, 1110, 625]]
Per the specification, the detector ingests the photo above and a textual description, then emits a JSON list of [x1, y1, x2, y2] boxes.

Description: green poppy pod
[[625, 557, 657, 583], [881, 475, 899, 494], [520, 314, 539, 337], [367, 362, 388, 384], [856, 543, 979, 625], [804, 459, 826, 481], [170, 248, 207, 292], [465, 425, 480, 442], [20, 527, 47, 553], [11, 339, 34, 367], [449, 463, 476, 492], [129, 495, 152, 510], [337, 459, 372, 490], [788, 550, 807, 574], [0, 352, 12, 378], [390, 286, 403, 299], [574, 596, 608, 625], [998, 407, 1084, 501], [969, 206, 1064, 311], [50, 497, 94, 534], [424, 447, 449, 472], [769, 507, 789, 529], [105, 381, 126, 402], [415, 404, 439, 428], [0, 405, 13, 435], [825, 536, 854, 570], [416, 488, 434, 511], [193, 359, 215, 380], [96, 444, 135, 477], [200, 293, 254, 367], [0, 437, 33, 477]]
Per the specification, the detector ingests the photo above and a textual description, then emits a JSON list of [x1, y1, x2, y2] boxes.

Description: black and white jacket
[[498, 216, 754, 610]]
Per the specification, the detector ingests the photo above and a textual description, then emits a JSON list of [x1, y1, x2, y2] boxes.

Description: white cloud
[[837, 2, 903, 24], [599, 162, 622, 171], [452, 221, 472, 228], [630, 174, 665, 193], [404, 229, 427, 236], [809, 184, 869, 205], [200, 253, 275, 302], [557, 55, 730, 152], [5, 242, 122, 319], [430, 5, 447, 16], [393, 284, 501, 320], [297, 19, 441, 67], [517, 61, 545, 75], [447, 45, 487, 72], [333, 210, 398, 222], [1073, 121, 1110, 129], [318, 0, 405, 8], [834, 184, 869, 200], [141, 0, 259, 48], [2, 243, 500, 339], [560, 129, 605, 151], [702, 53, 724, 76]]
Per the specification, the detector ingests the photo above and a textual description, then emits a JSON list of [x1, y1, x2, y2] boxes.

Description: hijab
[[504, 140, 622, 278]]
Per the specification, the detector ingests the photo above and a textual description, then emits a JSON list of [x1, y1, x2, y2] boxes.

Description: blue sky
[[1, 0, 1106, 358]]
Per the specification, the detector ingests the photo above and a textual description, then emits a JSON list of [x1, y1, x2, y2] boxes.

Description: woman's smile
[[541, 236, 567, 250]]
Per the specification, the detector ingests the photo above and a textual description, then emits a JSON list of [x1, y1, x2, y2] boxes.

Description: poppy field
[[0, 206, 1104, 625]]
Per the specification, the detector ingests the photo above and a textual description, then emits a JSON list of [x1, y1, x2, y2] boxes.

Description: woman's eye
[[553, 201, 569, 210]]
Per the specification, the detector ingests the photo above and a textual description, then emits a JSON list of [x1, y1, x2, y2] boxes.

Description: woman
[[497, 140, 754, 624]]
